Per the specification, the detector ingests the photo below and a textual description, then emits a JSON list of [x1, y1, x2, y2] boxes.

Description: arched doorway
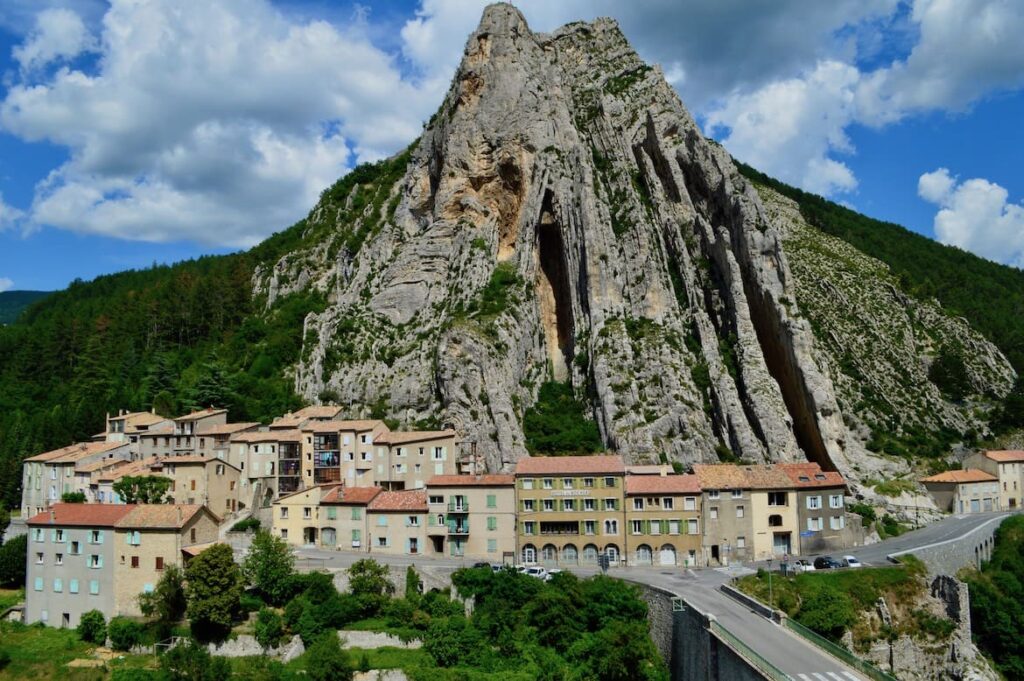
[[522, 544, 537, 564], [561, 544, 579, 565], [582, 544, 599, 565], [541, 544, 558, 566], [604, 544, 620, 564], [635, 544, 653, 566], [659, 544, 677, 566]]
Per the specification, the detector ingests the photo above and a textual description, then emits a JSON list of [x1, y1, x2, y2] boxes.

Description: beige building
[[158, 456, 240, 518], [229, 429, 303, 507], [780, 463, 862, 555], [303, 420, 388, 488], [426, 475, 516, 561], [964, 450, 1024, 509], [515, 455, 627, 566], [320, 486, 382, 551], [624, 474, 703, 567], [112, 505, 219, 616], [270, 405, 344, 430], [366, 490, 429, 556], [272, 484, 336, 546], [374, 431, 460, 490], [921, 469, 1000, 514], [104, 410, 173, 451], [195, 422, 258, 458], [22, 442, 133, 517], [138, 408, 228, 458]]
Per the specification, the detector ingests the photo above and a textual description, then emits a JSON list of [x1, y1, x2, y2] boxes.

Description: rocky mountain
[[252, 4, 1014, 487]]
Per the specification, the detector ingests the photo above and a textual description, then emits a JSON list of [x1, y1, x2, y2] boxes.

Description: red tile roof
[[983, 450, 1024, 463], [376, 430, 456, 445], [921, 469, 998, 484], [24, 441, 127, 463], [368, 490, 428, 512], [271, 406, 344, 427], [626, 474, 701, 495], [427, 474, 515, 487], [515, 455, 625, 476], [306, 419, 385, 432], [174, 408, 228, 421], [692, 464, 793, 490], [777, 463, 846, 489], [322, 486, 383, 505], [196, 422, 259, 436], [27, 503, 136, 527], [115, 504, 206, 529], [231, 429, 302, 443]]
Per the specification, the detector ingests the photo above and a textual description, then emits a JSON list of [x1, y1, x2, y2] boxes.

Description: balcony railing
[[314, 469, 341, 484], [448, 522, 470, 535], [447, 500, 469, 513]]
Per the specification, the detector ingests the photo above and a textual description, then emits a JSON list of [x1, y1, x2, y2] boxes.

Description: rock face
[[254, 4, 1013, 479]]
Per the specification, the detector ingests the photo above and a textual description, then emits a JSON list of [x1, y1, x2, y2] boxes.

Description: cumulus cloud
[[0, 193, 23, 230], [918, 168, 1024, 267], [0, 277, 13, 293], [12, 7, 96, 72]]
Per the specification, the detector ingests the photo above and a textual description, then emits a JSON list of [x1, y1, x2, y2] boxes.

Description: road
[[854, 511, 1011, 565]]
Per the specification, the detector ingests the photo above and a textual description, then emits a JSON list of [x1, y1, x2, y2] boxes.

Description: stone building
[[228, 429, 304, 508], [921, 469, 1000, 514], [158, 456, 240, 517], [366, 490, 429, 556], [425, 474, 516, 561], [515, 455, 627, 566], [624, 473, 703, 567], [320, 485, 383, 551], [963, 450, 1024, 510], [103, 410, 173, 449], [21, 442, 133, 517], [778, 462, 861, 556], [138, 408, 228, 458]]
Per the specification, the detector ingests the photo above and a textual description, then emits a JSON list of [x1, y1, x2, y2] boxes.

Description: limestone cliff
[[254, 4, 1014, 481]]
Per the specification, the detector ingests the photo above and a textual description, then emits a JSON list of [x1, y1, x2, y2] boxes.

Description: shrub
[[254, 608, 285, 650], [240, 592, 265, 614], [523, 381, 604, 455], [0, 649, 10, 670], [796, 589, 857, 642], [160, 640, 231, 681], [78, 609, 107, 644], [305, 633, 353, 681], [108, 617, 143, 651], [231, 517, 261, 533], [423, 616, 483, 667], [848, 502, 877, 523], [61, 491, 86, 503], [242, 531, 295, 606], [0, 534, 27, 587]]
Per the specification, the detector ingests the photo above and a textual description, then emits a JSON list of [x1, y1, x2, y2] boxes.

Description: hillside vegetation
[[0, 291, 49, 325]]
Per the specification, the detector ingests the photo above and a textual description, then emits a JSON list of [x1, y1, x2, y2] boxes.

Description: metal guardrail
[[708, 619, 790, 681], [784, 618, 897, 681]]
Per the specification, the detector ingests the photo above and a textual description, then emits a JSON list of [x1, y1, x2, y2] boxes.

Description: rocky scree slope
[[255, 4, 1013, 481]]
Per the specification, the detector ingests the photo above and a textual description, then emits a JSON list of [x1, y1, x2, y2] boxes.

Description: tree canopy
[[185, 543, 242, 642], [112, 475, 172, 504]]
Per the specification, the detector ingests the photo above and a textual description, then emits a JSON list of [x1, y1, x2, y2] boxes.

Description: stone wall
[[891, 515, 1008, 576]]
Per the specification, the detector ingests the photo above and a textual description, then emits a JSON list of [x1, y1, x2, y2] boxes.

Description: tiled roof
[[174, 407, 228, 421], [427, 474, 514, 487], [27, 503, 136, 527], [376, 430, 456, 445], [692, 464, 793, 490], [139, 427, 175, 437], [182, 542, 219, 556], [625, 465, 673, 475], [271, 406, 344, 427], [77, 458, 132, 474], [115, 504, 204, 529], [114, 412, 170, 431], [275, 483, 341, 503], [231, 429, 303, 443], [322, 486, 382, 505], [93, 457, 164, 482], [306, 419, 385, 432], [196, 422, 259, 436], [24, 441, 127, 463], [777, 463, 846, 489], [983, 450, 1024, 463], [626, 474, 701, 495], [515, 455, 626, 476], [368, 490, 428, 512], [921, 469, 998, 484]]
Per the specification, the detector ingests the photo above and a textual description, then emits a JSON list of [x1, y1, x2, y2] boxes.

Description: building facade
[[366, 490, 429, 555], [426, 475, 516, 560], [22, 442, 133, 517], [964, 451, 1024, 510], [624, 474, 703, 567], [159, 457, 240, 517], [921, 469, 1001, 514]]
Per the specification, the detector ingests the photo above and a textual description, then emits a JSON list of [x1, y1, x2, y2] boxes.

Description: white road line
[[812, 674, 829, 681], [841, 673, 861, 681], [886, 514, 1009, 559], [796, 674, 812, 681], [827, 673, 845, 680]]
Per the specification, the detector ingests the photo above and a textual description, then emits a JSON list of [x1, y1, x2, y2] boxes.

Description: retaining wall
[[891, 515, 1009, 575]]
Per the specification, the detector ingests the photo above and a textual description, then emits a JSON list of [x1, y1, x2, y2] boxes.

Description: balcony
[[314, 469, 341, 484], [447, 500, 469, 513], [279, 460, 300, 476], [279, 477, 300, 494], [448, 521, 470, 535]]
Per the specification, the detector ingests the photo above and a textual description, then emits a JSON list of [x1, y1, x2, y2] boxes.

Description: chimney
[[177, 506, 182, 524], [49, 509, 55, 523]]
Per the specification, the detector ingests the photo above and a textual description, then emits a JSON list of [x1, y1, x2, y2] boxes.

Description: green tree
[[568, 620, 669, 681], [77, 610, 107, 644], [242, 530, 295, 606], [107, 616, 143, 651], [523, 381, 604, 455], [61, 491, 86, 503], [928, 346, 971, 401], [160, 640, 232, 681], [796, 589, 857, 642], [138, 564, 187, 630], [404, 565, 422, 604], [423, 616, 483, 667], [113, 475, 172, 504], [526, 589, 584, 651], [254, 607, 285, 650], [347, 558, 394, 616], [0, 534, 27, 587], [305, 633, 353, 681], [186, 543, 242, 642]]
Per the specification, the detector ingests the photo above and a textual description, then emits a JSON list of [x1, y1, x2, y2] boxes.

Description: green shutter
[[487, 494, 496, 508]]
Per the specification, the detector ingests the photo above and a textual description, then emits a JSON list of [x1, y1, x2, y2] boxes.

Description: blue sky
[[1, 0, 1023, 292]]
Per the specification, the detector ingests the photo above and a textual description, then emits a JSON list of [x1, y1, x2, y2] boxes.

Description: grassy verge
[[0, 588, 24, 611]]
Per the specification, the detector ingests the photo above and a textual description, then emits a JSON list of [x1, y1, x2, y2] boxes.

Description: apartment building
[[22, 442, 133, 517], [269, 405, 344, 430], [25, 504, 131, 627], [138, 408, 228, 458], [426, 475, 516, 560], [229, 429, 303, 507], [157, 456, 240, 517], [112, 505, 219, 616], [779, 463, 860, 555], [515, 455, 627, 566], [964, 450, 1024, 509], [694, 464, 799, 564], [921, 469, 1000, 514], [624, 474, 702, 567], [374, 431, 460, 490], [104, 410, 173, 449], [366, 490, 429, 556], [194, 422, 258, 458], [89, 457, 164, 504], [320, 485, 383, 551], [303, 420, 388, 489]]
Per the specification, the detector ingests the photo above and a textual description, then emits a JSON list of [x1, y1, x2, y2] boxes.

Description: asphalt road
[[854, 511, 1011, 565]]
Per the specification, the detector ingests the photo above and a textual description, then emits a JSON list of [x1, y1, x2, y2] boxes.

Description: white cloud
[[0, 278, 12, 293], [12, 7, 96, 72], [0, 193, 23, 230], [918, 168, 1024, 267]]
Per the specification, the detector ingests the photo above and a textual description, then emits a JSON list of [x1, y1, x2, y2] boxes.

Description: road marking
[[842, 673, 861, 681], [826, 673, 845, 680], [812, 673, 829, 680], [796, 674, 812, 681]]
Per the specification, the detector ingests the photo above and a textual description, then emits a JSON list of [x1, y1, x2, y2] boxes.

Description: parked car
[[841, 555, 863, 568], [791, 559, 815, 573], [472, 561, 491, 569], [513, 564, 529, 573], [524, 566, 549, 580], [491, 563, 505, 572], [813, 556, 842, 570], [545, 568, 564, 581]]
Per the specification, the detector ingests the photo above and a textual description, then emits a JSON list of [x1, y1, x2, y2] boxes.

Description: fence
[[783, 618, 897, 681], [708, 619, 790, 681]]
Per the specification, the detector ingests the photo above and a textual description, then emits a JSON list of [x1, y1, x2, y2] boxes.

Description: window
[[143, 583, 154, 593], [190, 528, 196, 543], [127, 531, 141, 546], [584, 499, 595, 511], [731, 489, 743, 499], [736, 505, 745, 518], [280, 507, 289, 519], [69, 579, 79, 594], [429, 495, 443, 505], [584, 520, 596, 535], [523, 521, 536, 535], [807, 496, 822, 510], [710, 507, 718, 520], [633, 498, 644, 511], [542, 499, 554, 512], [230, 481, 236, 491], [156, 557, 164, 570], [326, 507, 337, 521], [88, 554, 102, 569], [352, 529, 361, 546], [487, 539, 497, 553], [563, 478, 574, 489], [131, 556, 140, 568], [604, 477, 616, 488], [768, 491, 787, 506], [377, 537, 388, 548], [542, 478, 554, 490], [377, 516, 388, 527], [190, 480, 196, 491], [35, 552, 43, 564], [487, 516, 497, 531], [807, 517, 823, 531], [34, 577, 43, 591], [523, 499, 535, 512], [663, 497, 674, 510], [669, 520, 681, 535], [583, 478, 595, 488], [562, 499, 575, 511], [55, 529, 65, 542], [768, 514, 782, 527], [687, 518, 699, 535], [684, 496, 696, 511], [604, 519, 618, 534], [55, 553, 63, 566], [281, 529, 288, 539], [33, 528, 44, 542], [89, 580, 100, 595], [736, 536, 746, 548], [89, 530, 103, 544], [603, 498, 617, 511], [631, 520, 643, 535], [303, 507, 312, 519], [53, 578, 62, 592], [708, 490, 720, 500], [829, 495, 844, 509], [522, 479, 534, 490], [830, 516, 845, 530], [486, 494, 497, 508], [650, 520, 661, 535], [407, 515, 420, 527], [351, 508, 362, 520]]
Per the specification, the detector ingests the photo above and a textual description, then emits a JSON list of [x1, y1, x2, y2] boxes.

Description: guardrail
[[708, 619, 790, 681], [783, 618, 897, 681]]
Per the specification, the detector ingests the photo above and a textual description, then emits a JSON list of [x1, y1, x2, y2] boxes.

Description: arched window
[[635, 544, 653, 565], [769, 514, 783, 527], [562, 544, 578, 564], [522, 544, 537, 564]]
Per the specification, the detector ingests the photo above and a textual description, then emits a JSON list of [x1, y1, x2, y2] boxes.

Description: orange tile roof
[[625, 465, 673, 475], [161, 454, 238, 467], [983, 450, 1024, 463], [777, 463, 846, 489], [271, 406, 344, 427], [112, 412, 170, 431], [626, 474, 701, 495], [182, 542, 219, 556], [139, 427, 175, 437], [174, 408, 228, 421], [921, 469, 998, 484], [427, 474, 515, 487], [322, 486, 383, 505], [692, 464, 793, 490], [116, 504, 205, 529], [93, 457, 166, 482], [368, 490, 428, 512], [376, 430, 456, 445], [24, 441, 127, 463], [274, 483, 342, 503], [306, 419, 385, 432], [27, 503, 136, 527], [515, 455, 625, 476], [77, 458, 132, 474], [230, 429, 302, 443], [196, 422, 259, 436]]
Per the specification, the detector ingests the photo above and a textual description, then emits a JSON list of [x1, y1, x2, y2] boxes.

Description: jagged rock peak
[[256, 6, 1013, 486]]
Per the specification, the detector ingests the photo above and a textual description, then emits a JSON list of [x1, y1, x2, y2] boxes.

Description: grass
[[0, 588, 24, 611]]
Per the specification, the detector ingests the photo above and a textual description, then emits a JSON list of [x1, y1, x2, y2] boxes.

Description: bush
[[231, 517, 261, 533], [848, 502, 877, 523], [61, 491, 86, 503], [423, 615, 483, 667], [0, 534, 27, 587], [160, 640, 231, 681], [523, 381, 604, 455], [78, 609, 107, 644], [796, 589, 857, 642], [242, 531, 295, 606], [107, 617, 143, 651], [0, 649, 10, 670], [305, 633, 353, 681], [254, 608, 285, 650], [240, 592, 265, 614]]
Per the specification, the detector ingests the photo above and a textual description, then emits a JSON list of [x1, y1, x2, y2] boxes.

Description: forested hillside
[[0, 291, 49, 325]]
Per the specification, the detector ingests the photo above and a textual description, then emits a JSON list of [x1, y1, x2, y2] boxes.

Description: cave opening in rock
[[536, 191, 575, 381]]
